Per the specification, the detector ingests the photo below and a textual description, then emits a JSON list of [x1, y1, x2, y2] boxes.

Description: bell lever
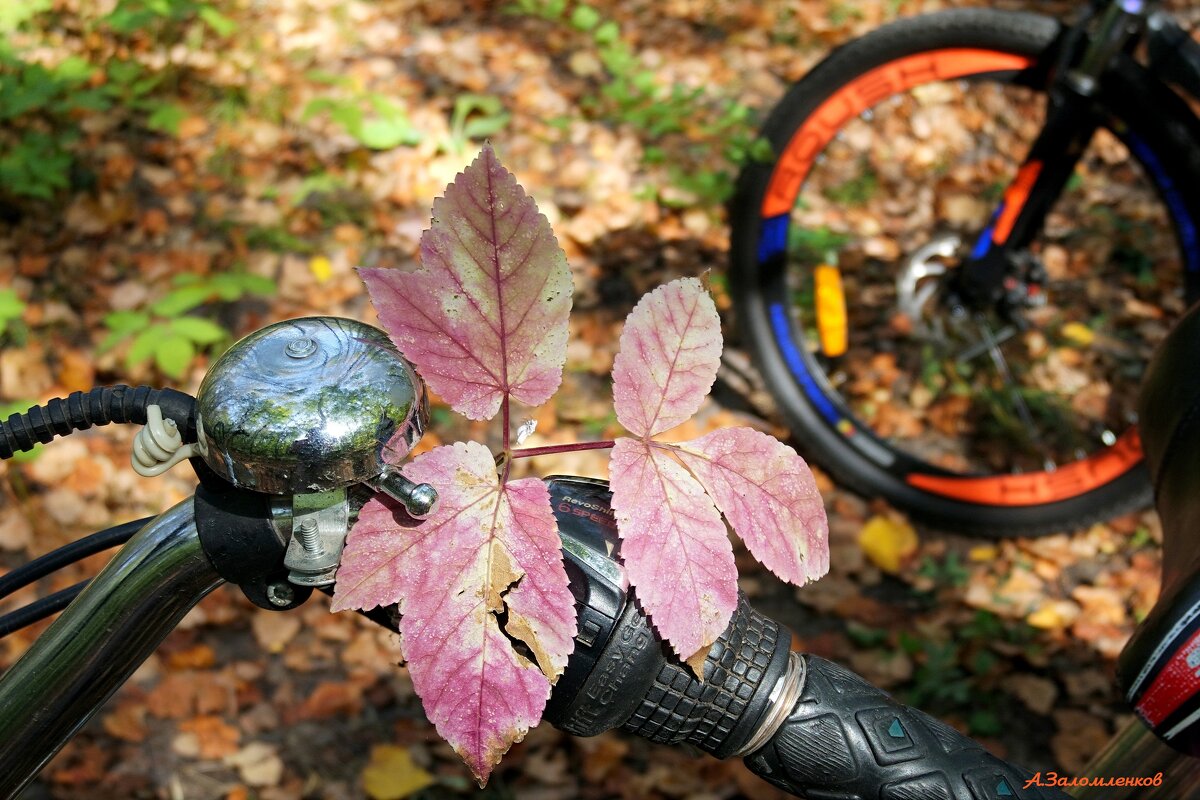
[[368, 467, 439, 519]]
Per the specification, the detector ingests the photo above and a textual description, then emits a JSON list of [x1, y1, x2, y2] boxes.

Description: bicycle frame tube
[[1075, 716, 1200, 798], [0, 499, 222, 798], [1148, 11, 1200, 103]]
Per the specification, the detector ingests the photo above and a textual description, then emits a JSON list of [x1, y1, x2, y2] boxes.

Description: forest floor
[[3, 0, 1199, 797]]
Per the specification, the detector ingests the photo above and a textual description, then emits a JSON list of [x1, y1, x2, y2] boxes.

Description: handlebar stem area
[[0, 499, 222, 798]]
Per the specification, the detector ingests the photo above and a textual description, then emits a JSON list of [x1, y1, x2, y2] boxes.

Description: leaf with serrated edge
[[670, 427, 829, 585], [609, 437, 737, 662], [611, 277, 721, 438], [332, 442, 575, 784], [360, 145, 571, 421]]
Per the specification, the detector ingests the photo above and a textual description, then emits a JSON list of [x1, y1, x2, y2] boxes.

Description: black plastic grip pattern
[[0, 385, 196, 459], [620, 594, 791, 758], [744, 656, 1071, 800]]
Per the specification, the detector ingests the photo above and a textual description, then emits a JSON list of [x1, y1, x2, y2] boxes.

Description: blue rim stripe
[[1125, 131, 1200, 273], [768, 301, 841, 425], [758, 214, 789, 263]]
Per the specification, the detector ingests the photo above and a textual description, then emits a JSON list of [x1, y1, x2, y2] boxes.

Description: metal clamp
[[732, 652, 807, 757], [281, 488, 349, 587]]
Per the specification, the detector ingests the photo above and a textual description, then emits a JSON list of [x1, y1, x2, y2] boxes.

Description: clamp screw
[[285, 336, 318, 358], [295, 517, 323, 555], [266, 582, 295, 607]]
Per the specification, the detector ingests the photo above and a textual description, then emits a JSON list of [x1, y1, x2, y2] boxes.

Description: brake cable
[[0, 517, 155, 637], [0, 386, 197, 637]]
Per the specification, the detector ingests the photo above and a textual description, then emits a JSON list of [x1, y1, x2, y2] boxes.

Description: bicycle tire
[[730, 8, 1200, 536]]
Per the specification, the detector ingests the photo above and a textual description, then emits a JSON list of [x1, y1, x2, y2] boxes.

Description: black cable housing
[[0, 385, 197, 460], [0, 580, 87, 638], [0, 517, 152, 602]]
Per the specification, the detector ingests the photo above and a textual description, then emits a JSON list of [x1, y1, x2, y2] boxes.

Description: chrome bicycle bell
[[194, 316, 437, 517]]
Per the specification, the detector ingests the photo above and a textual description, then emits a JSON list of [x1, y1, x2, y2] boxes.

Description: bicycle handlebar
[[536, 476, 1071, 800], [747, 655, 1064, 799], [0, 319, 1121, 798], [0, 468, 1073, 800]]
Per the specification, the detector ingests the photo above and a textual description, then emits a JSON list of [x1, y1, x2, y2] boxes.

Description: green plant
[[916, 551, 970, 589], [1129, 525, 1156, 550], [0, 289, 26, 339], [295, 183, 373, 228], [241, 224, 318, 254], [896, 609, 1035, 735], [0, 401, 41, 462], [0, 0, 236, 201], [508, 1, 772, 208], [822, 162, 880, 207], [99, 272, 276, 379], [303, 73, 422, 150], [828, 2, 865, 27], [788, 225, 851, 264], [104, 0, 236, 39], [0, 56, 93, 199], [441, 94, 511, 156]]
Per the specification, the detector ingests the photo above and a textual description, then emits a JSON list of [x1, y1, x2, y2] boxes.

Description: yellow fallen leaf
[[1061, 322, 1094, 347], [969, 545, 998, 562], [858, 515, 918, 574], [1026, 600, 1080, 630], [362, 745, 434, 800], [310, 255, 333, 283]]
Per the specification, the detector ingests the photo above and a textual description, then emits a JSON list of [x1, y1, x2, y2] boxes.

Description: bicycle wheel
[[730, 8, 1200, 536]]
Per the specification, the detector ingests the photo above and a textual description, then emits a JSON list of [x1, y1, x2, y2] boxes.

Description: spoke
[[955, 325, 1018, 364], [974, 315, 1056, 471]]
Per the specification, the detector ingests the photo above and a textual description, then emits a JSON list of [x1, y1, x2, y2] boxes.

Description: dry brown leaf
[[178, 715, 240, 759], [1003, 674, 1059, 715], [251, 609, 302, 653], [167, 644, 217, 670], [1051, 709, 1109, 773], [146, 674, 196, 719], [577, 735, 630, 783], [295, 680, 362, 721], [101, 701, 148, 743], [225, 742, 285, 787], [0, 507, 33, 552]]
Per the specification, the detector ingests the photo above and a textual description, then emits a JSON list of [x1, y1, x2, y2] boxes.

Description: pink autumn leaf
[[611, 276, 722, 438], [669, 427, 830, 586], [608, 437, 738, 664], [332, 442, 575, 784], [360, 144, 572, 421]]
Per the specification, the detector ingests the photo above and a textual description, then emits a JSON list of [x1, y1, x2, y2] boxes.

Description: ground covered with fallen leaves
[[3, 0, 1199, 797]]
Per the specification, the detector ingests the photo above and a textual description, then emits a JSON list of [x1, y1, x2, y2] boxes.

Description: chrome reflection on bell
[[194, 316, 430, 496]]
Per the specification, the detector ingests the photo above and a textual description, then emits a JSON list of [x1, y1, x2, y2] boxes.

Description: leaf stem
[[502, 395, 511, 453], [510, 440, 616, 459]]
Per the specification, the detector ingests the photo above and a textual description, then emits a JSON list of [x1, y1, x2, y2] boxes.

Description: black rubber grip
[[545, 592, 793, 759], [0, 385, 196, 459], [744, 655, 1071, 800], [619, 593, 792, 758]]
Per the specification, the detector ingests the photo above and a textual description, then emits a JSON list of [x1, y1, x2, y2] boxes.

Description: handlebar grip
[[545, 592, 793, 758], [744, 655, 1072, 800]]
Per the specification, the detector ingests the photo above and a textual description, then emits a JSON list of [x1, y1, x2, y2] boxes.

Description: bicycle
[[2, 307, 1200, 798], [730, 0, 1200, 536]]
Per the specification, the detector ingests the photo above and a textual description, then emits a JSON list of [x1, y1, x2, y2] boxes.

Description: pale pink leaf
[[331, 442, 575, 783], [360, 144, 572, 420], [608, 437, 737, 661], [611, 277, 722, 437], [669, 427, 830, 586]]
